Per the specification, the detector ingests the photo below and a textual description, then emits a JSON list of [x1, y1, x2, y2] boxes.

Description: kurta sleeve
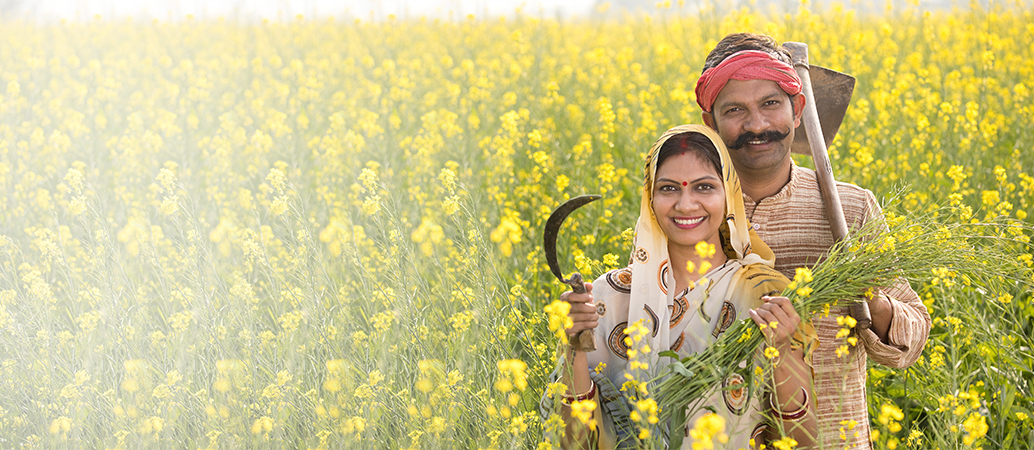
[[853, 192, 932, 369], [857, 280, 931, 368]]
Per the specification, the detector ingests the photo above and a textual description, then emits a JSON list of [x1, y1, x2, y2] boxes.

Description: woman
[[541, 124, 816, 449]]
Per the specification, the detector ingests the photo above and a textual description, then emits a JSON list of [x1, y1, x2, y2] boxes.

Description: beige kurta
[[744, 163, 932, 450]]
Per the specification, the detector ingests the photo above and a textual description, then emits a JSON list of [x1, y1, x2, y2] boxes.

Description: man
[[696, 33, 931, 449]]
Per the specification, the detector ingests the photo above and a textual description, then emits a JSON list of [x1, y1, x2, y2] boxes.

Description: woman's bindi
[[682, 182, 688, 186]]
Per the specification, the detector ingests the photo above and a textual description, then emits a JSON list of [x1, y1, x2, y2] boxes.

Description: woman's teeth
[[674, 217, 704, 225]]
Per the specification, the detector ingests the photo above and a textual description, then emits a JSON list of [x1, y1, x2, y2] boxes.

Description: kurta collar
[[741, 161, 799, 205]]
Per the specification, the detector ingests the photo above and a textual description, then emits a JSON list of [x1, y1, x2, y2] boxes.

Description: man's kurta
[[744, 163, 931, 450]]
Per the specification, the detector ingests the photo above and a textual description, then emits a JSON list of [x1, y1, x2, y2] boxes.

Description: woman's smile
[[672, 216, 706, 228], [651, 151, 726, 254]]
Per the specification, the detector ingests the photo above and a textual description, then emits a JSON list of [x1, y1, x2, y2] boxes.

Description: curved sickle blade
[[543, 195, 602, 282]]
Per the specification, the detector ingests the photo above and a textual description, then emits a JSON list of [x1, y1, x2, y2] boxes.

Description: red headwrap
[[695, 50, 802, 113]]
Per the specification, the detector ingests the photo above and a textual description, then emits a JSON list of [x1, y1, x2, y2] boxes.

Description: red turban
[[695, 50, 802, 113]]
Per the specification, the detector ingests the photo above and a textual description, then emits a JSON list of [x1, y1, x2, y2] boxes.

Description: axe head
[[791, 65, 855, 155]]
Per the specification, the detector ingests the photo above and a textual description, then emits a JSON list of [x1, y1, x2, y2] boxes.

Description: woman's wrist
[[770, 387, 810, 421], [561, 378, 597, 405]]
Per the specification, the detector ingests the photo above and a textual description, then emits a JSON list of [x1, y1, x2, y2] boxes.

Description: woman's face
[[651, 150, 726, 254]]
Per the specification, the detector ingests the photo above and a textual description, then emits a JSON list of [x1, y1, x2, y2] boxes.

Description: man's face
[[703, 78, 804, 178]]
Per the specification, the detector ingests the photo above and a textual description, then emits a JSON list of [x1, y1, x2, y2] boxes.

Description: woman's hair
[[655, 132, 723, 177]]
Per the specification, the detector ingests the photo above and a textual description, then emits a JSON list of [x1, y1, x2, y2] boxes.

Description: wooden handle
[[785, 42, 851, 242], [785, 42, 871, 330], [566, 272, 597, 351]]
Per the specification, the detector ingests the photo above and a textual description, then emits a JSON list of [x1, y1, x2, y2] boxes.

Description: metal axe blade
[[790, 65, 856, 155]]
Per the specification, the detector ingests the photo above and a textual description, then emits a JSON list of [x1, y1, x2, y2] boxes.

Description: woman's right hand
[[560, 282, 598, 340]]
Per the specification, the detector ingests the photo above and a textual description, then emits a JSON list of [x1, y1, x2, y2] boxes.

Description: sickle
[[543, 194, 601, 352]]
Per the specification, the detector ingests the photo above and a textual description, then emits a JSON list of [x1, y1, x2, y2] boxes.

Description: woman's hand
[[753, 296, 817, 448], [749, 296, 800, 349], [560, 282, 598, 341]]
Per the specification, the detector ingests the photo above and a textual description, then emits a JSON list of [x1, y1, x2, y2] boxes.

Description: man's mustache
[[728, 128, 791, 150]]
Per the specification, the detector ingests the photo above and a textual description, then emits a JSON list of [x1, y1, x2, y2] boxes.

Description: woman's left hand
[[749, 296, 800, 349]]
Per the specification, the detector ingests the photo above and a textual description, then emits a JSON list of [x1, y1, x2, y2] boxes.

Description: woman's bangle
[[561, 379, 597, 405], [769, 387, 809, 422]]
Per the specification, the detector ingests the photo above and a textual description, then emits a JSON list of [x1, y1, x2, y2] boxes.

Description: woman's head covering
[[623, 124, 783, 376], [637, 124, 774, 267]]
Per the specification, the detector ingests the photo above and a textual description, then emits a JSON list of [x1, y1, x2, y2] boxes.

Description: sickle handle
[[565, 272, 597, 352], [567, 272, 587, 294]]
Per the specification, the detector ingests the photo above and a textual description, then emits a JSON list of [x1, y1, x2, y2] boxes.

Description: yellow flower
[[794, 267, 814, 283], [416, 378, 433, 393], [962, 412, 988, 445], [836, 315, 858, 328], [698, 261, 712, 274], [764, 347, 780, 359], [771, 436, 798, 450], [543, 300, 573, 342], [695, 241, 716, 259], [49, 416, 72, 435], [570, 399, 597, 427], [688, 413, 727, 450]]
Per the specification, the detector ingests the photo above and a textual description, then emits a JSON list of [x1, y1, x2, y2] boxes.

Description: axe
[[543, 194, 602, 352], [784, 42, 872, 329]]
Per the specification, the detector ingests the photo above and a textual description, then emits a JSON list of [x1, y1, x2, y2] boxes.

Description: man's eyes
[[724, 100, 780, 114]]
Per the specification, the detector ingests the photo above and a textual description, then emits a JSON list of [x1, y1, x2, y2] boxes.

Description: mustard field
[[0, 3, 1032, 449]]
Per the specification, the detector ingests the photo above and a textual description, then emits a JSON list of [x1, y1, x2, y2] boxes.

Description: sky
[[5, 0, 1017, 22], [9, 0, 601, 21]]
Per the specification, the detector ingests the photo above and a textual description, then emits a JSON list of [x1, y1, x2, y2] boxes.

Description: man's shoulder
[[790, 165, 877, 224], [792, 165, 876, 204]]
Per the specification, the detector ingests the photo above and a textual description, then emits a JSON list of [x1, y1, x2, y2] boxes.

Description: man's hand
[[560, 282, 598, 341], [749, 295, 801, 349], [866, 291, 894, 343]]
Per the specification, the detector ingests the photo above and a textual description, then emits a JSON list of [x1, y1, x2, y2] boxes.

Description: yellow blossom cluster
[[0, 3, 1032, 449]]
